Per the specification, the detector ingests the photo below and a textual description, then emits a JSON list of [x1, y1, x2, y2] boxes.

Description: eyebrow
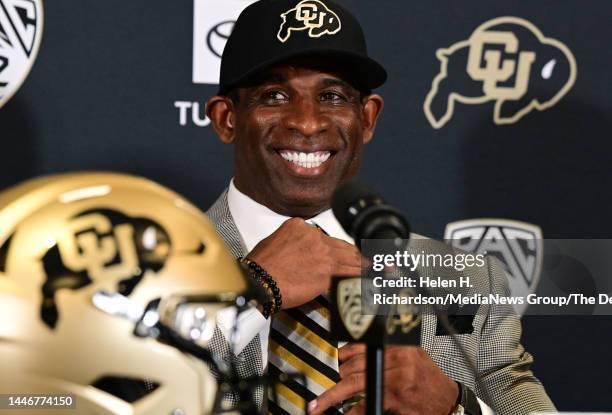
[[320, 77, 355, 91]]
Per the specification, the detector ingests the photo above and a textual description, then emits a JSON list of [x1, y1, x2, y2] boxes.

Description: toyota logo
[[206, 20, 235, 58]]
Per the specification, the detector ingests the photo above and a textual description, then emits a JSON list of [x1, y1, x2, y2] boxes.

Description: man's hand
[[246, 218, 362, 310], [309, 344, 460, 415]]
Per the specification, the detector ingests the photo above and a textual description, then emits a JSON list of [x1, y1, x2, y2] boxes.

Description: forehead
[[243, 57, 362, 90]]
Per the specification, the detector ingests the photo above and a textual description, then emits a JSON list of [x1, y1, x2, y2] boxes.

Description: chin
[[276, 188, 333, 216]]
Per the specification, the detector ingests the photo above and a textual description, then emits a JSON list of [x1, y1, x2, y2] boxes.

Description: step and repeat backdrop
[[1, 0, 611, 411]]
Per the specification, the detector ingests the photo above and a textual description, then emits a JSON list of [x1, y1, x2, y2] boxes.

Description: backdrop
[[1, 0, 611, 411]]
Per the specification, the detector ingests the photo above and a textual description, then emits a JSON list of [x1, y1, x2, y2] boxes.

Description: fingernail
[[308, 400, 317, 412]]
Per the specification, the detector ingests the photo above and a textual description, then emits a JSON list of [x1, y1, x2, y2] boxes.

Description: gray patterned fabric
[[206, 192, 265, 411], [206, 189, 556, 415]]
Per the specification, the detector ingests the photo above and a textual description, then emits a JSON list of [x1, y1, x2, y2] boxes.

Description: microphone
[[331, 180, 410, 249], [331, 180, 414, 415]]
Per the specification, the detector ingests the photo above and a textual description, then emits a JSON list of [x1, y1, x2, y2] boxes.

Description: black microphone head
[[331, 180, 379, 232], [331, 180, 410, 247]]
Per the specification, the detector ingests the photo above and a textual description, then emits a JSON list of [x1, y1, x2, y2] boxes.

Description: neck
[[233, 180, 328, 219]]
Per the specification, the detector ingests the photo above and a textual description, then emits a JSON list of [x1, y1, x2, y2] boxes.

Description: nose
[[282, 97, 330, 137]]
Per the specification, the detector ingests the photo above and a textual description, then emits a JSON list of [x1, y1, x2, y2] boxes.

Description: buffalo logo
[[40, 209, 172, 328], [444, 219, 543, 315], [337, 278, 375, 340], [424, 17, 577, 129], [0, 0, 43, 109], [277, 0, 341, 43]]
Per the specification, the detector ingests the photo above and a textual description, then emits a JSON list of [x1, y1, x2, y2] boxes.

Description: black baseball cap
[[218, 0, 387, 95]]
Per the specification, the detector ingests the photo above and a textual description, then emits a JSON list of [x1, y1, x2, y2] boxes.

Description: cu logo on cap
[[277, 0, 341, 43]]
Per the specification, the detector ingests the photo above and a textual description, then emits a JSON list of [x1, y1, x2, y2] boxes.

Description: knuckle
[[348, 343, 364, 355], [415, 346, 427, 358], [387, 350, 401, 366], [354, 251, 363, 265], [348, 372, 363, 388], [340, 364, 353, 379], [323, 259, 334, 275], [339, 345, 353, 361], [321, 243, 331, 256], [350, 356, 363, 371], [287, 217, 304, 228], [401, 366, 415, 383], [388, 347, 410, 363], [404, 346, 418, 359]]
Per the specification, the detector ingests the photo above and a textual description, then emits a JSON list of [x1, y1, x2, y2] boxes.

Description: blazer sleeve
[[475, 257, 556, 415]]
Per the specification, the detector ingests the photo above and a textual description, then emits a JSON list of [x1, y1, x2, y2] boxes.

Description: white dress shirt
[[216, 179, 493, 415]]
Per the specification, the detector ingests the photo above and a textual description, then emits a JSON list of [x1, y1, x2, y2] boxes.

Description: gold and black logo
[[385, 289, 421, 336], [277, 0, 341, 43], [40, 209, 171, 328], [424, 17, 577, 128], [337, 278, 375, 340]]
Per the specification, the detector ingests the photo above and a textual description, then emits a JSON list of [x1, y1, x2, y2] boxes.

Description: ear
[[206, 95, 236, 144], [361, 94, 384, 144]]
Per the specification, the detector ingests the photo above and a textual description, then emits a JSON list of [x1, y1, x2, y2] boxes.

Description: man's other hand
[[246, 218, 362, 310], [309, 344, 460, 415]]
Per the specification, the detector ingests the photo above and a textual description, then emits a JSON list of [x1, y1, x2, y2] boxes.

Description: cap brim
[[218, 49, 387, 95]]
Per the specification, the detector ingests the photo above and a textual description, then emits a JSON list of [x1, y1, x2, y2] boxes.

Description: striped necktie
[[267, 223, 342, 415]]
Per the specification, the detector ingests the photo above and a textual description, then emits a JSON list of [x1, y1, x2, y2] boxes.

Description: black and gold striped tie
[[268, 223, 342, 414], [268, 295, 342, 414]]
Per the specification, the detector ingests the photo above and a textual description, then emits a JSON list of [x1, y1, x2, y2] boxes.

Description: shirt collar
[[227, 179, 354, 252]]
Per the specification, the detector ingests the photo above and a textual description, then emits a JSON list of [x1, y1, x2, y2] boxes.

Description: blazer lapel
[[206, 189, 248, 259]]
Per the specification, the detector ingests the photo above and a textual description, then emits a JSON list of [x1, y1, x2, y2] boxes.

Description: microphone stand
[[363, 235, 405, 415], [366, 339, 385, 415]]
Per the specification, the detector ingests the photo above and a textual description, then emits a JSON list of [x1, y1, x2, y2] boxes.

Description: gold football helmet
[[0, 172, 253, 415]]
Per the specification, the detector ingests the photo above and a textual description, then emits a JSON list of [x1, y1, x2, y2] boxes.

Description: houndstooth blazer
[[206, 189, 556, 415]]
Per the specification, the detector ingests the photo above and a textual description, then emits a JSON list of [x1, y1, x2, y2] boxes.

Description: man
[[204, 1, 555, 414]]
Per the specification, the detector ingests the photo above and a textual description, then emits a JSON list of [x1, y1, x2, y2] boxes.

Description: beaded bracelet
[[238, 257, 282, 318]]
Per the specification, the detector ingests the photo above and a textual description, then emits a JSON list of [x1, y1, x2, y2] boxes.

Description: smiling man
[[204, 1, 555, 414], [208, 58, 382, 219]]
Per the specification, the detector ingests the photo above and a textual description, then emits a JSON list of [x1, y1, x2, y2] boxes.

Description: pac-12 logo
[[337, 278, 375, 341], [444, 219, 543, 315], [424, 17, 577, 129], [0, 0, 43, 108]]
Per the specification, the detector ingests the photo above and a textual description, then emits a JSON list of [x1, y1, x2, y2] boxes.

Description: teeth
[[279, 150, 331, 169]]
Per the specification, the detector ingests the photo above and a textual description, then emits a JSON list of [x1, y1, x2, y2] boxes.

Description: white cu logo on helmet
[[0, 0, 43, 109]]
